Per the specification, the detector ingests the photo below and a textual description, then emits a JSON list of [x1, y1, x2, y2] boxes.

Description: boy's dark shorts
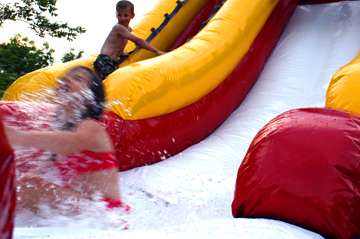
[[94, 54, 119, 80]]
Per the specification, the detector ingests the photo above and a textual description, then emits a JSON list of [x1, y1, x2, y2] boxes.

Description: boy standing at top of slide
[[94, 0, 165, 80]]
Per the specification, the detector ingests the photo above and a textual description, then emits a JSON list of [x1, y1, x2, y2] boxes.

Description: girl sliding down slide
[[3, 67, 129, 213]]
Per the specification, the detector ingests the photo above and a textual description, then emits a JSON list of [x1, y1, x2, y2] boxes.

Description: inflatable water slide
[[0, 0, 296, 237], [2, 0, 360, 238], [1, 0, 297, 171]]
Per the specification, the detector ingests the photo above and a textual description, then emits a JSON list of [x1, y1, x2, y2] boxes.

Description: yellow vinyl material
[[2, 0, 208, 101], [106, 0, 279, 120], [2, 55, 97, 101], [3, 0, 279, 122], [326, 48, 360, 115]]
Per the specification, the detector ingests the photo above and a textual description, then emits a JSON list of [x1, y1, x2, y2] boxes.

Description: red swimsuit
[[52, 119, 129, 211], [54, 118, 118, 177], [54, 150, 118, 178], [53, 151, 130, 212]]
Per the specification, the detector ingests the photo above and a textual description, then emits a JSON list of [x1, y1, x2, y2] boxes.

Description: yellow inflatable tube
[[2, 56, 97, 101], [106, 0, 279, 120], [2, 0, 209, 101], [3, 0, 278, 121], [326, 48, 360, 115]]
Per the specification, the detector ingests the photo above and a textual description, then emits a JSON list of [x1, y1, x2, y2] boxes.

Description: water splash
[[2, 79, 128, 230]]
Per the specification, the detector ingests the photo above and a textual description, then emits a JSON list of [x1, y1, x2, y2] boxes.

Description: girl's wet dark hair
[[76, 66, 105, 121]]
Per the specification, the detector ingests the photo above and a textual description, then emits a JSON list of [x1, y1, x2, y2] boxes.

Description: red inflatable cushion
[[1, 102, 55, 174], [232, 108, 360, 239], [0, 109, 16, 239]]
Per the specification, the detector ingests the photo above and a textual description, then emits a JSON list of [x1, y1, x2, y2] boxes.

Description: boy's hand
[[157, 50, 166, 55]]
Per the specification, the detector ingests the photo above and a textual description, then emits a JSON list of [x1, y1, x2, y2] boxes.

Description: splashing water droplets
[[54, 78, 94, 128], [5, 80, 128, 229]]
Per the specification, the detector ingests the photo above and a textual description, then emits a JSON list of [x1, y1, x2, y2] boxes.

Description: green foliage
[[61, 47, 84, 63], [0, 34, 55, 97], [0, 1, 87, 97], [0, 0, 86, 41]]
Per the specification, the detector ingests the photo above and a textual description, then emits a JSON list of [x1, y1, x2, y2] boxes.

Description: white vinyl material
[[14, 2, 360, 238]]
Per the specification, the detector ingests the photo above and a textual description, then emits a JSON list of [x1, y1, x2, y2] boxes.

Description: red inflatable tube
[[232, 108, 360, 239], [0, 102, 57, 175], [0, 110, 16, 239], [169, 0, 224, 51], [104, 0, 298, 171]]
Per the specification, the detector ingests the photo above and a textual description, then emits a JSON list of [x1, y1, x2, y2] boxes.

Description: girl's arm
[[4, 120, 112, 155]]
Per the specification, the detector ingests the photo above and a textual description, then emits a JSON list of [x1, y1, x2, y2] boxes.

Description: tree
[[0, 0, 86, 41], [61, 47, 84, 63], [0, 34, 55, 97], [0, 1, 87, 97]]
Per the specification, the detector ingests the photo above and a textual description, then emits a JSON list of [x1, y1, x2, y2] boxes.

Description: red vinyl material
[[0, 109, 16, 239], [169, 0, 224, 50], [231, 108, 360, 239], [1, 102, 54, 174]]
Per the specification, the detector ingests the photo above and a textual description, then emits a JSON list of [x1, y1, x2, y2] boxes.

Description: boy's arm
[[117, 25, 165, 55]]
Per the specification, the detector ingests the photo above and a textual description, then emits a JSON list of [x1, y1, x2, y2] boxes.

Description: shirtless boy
[[94, 0, 165, 80]]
